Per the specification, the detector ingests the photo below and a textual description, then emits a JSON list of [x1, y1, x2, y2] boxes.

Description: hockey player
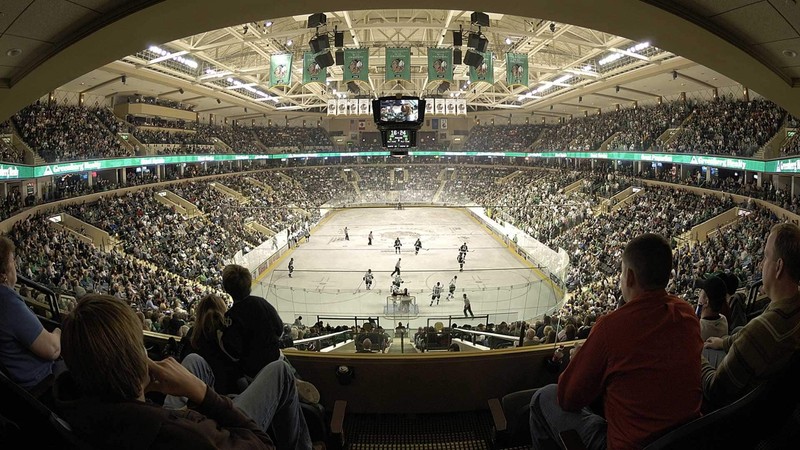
[[288, 258, 294, 278], [344, 226, 350, 241], [394, 237, 402, 254], [446, 275, 458, 300], [391, 258, 402, 276], [414, 238, 422, 255], [391, 274, 403, 295], [457, 252, 465, 272], [459, 242, 469, 260], [363, 269, 374, 290], [463, 293, 474, 318], [430, 282, 442, 306], [368, 231, 373, 246]]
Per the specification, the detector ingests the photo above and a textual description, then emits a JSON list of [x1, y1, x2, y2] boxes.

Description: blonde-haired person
[[0, 236, 64, 392], [54, 294, 311, 449]]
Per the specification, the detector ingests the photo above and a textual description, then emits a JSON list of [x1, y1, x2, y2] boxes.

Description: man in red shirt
[[529, 233, 703, 449]]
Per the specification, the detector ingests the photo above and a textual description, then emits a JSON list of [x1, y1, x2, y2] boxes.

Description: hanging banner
[[427, 48, 453, 83], [457, 99, 467, 115], [506, 53, 529, 87], [337, 99, 348, 115], [425, 99, 434, 115], [269, 53, 293, 87], [385, 47, 411, 82], [358, 98, 370, 115], [434, 99, 445, 115], [327, 99, 336, 115], [445, 99, 456, 115], [302, 52, 327, 84], [348, 99, 358, 115], [469, 51, 494, 84], [344, 48, 369, 82]]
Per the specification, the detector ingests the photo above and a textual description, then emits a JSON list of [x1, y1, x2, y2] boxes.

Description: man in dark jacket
[[220, 265, 284, 379]]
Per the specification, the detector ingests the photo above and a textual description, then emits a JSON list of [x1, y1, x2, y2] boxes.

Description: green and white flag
[[427, 48, 453, 83], [344, 48, 369, 82], [469, 51, 494, 84], [270, 53, 293, 87], [506, 53, 528, 87], [385, 47, 411, 82], [302, 52, 327, 84]]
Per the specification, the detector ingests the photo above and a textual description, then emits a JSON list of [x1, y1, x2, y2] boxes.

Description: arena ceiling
[[0, 1, 799, 121]]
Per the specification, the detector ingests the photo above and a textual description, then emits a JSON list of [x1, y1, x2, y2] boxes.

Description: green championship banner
[[270, 53, 293, 87], [343, 48, 369, 82], [385, 48, 411, 82], [427, 48, 453, 83], [469, 51, 493, 84], [302, 52, 327, 84], [506, 53, 528, 87]]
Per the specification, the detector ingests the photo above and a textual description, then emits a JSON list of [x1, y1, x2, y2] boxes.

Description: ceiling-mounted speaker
[[468, 33, 488, 53], [453, 31, 463, 47], [309, 35, 330, 53], [334, 31, 344, 47], [453, 48, 462, 65], [335, 49, 344, 65], [308, 13, 326, 28], [470, 12, 490, 27], [464, 49, 484, 68], [315, 51, 335, 68]]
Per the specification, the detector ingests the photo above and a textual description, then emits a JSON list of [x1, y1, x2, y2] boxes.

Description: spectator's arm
[[702, 312, 792, 405], [556, 323, 608, 412], [29, 327, 61, 361]]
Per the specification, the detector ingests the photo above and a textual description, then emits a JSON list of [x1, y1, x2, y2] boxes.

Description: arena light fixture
[[147, 45, 198, 69], [599, 42, 651, 65]]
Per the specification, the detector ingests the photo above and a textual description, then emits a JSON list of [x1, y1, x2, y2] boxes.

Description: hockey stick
[[353, 278, 364, 295]]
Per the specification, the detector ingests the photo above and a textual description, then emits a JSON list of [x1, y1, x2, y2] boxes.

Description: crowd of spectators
[[94, 107, 130, 134], [439, 166, 517, 204], [665, 98, 785, 156], [780, 134, 800, 157], [606, 102, 690, 151], [672, 204, 777, 294], [9, 214, 219, 313], [0, 136, 23, 163], [479, 170, 594, 245], [13, 103, 130, 162], [62, 189, 249, 289], [211, 125, 263, 154], [253, 126, 333, 151], [462, 124, 541, 151], [289, 167, 357, 206]]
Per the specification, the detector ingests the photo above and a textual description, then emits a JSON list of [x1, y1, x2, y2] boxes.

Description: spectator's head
[[621, 233, 672, 301], [222, 264, 251, 300], [763, 223, 800, 294], [720, 273, 739, 296], [191, 294, 228, 349], [448, 343, 460, 352], [61, 294, 148, 401], [525, 328, 537, 341], [0, 236, 16, 288], [564, 324, 577, 341], [699, 276, 727, 313], [362, 338, 372, 351]]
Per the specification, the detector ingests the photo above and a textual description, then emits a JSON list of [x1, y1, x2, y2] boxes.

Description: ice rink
[[252, 207, 560, 328]]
